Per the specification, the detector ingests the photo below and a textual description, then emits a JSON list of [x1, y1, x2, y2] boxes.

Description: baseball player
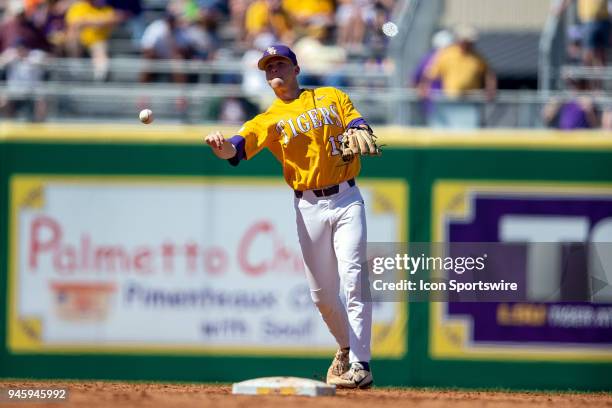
[[204, 45, 379, 389]]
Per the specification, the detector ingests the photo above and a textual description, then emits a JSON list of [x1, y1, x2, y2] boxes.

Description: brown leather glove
[[340, 127, 382, 163]]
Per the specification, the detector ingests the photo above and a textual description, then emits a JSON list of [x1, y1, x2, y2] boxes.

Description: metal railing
[[3, 78, 611, 128], [1, 55, 397, 124], [388, 0, 444, 125], [538, 0, 565, 94], [538, 0, 612, 91], [560, 65, 612, 92], [42, 57, 395, 84]]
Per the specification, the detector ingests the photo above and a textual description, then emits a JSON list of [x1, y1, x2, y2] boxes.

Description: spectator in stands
[[166, 0, 193, 20], [40, 0, 72, 57], [349, 1, 396, 89], [542, 79, 599, 130], [418, 25, 496, 128], [167, 0, 225, 24], [419, 25, 497, 101], [335, 0, 372, 49], [557, 0, 610, 66], [206, 96, 258, 124], [185, 0, 205, 21], [140, 11, 193, 83], [196, 0, 228, 15], [201, 30, 268, 123], [228, 0, 249, 43], [566, 25, 584, 65], [364, 1, 394, 62], [293, 21, 348, 87], [412, 29, 454, 123], [376, 0, 397, 11], [413, 30, 454, 91], [0, 1, 51, 54], [23, 0, 41, 14], [602, 105, 612, 129], [241, 32, 276, 107], [282, 0, 335, 30], [185, 5, 220, 61], [106, 0, 145, 48], [65, 0, 122, 81], [0, 37, 48, 122], [245, 0, 294, 45]]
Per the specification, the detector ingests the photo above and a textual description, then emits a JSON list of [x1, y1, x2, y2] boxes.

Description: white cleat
[[334, 362, 373, 389]]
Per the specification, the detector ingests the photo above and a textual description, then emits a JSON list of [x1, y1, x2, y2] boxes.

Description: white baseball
[[139, 109, 154, 124], [382, 22, 398, 38]]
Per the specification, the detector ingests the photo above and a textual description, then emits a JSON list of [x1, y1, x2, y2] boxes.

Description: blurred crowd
[[543, 0, 612, 130], [552, 0, 612, 130], [412, 0, 612, 130], [0, 0, 397, 121], [412, 25, 497, 128], [558, 0, 611, 67], [1, 0, 611, 129], [0, 0, 397, 78]]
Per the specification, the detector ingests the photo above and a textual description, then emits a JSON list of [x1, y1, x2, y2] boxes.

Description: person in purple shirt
[[542, 79, 599, 130], [106, 0, 145, 47], [0, 3, 51, 54], [412, 30, 453, 121]]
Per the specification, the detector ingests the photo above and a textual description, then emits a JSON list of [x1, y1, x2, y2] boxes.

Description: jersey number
[[328, 135, 343, 156]]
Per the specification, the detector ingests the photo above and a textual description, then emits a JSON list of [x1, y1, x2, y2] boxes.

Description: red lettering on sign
[[30, 216, 62, 270], [238, 221, 272, 276]]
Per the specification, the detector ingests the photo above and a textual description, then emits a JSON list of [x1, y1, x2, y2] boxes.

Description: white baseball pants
[[294, 182, 372, 363]]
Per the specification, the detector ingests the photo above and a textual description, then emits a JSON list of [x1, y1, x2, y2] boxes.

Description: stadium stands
[[0, 0, 610, 128]]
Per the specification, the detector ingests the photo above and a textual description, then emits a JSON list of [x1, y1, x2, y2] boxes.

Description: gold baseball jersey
[[230, 87, 366, 191]]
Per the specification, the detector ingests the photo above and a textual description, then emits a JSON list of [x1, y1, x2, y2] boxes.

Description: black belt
[[295, 178, 355, 198]]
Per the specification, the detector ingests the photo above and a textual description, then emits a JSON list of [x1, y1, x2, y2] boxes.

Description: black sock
[[357, 361, 370, 371]]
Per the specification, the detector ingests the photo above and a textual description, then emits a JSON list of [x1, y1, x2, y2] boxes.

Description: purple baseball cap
[[257, 45, 298, 70]]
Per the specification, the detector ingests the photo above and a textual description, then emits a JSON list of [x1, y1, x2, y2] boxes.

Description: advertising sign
[[9, 175, 408, 357], [431, 181, 612, 361]]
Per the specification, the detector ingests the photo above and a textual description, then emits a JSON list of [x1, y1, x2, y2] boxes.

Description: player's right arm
[[205, 131, 237, 160], [204, 117, 273, 165]]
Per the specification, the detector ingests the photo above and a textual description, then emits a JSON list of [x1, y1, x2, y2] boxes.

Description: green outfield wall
[[1, 123, 611, 391]]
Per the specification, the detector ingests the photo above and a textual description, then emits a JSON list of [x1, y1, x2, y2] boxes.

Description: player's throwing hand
[[204, 131, 237, 160], [205, 131, 225, 149]]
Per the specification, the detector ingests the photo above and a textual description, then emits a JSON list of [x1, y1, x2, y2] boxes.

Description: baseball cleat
[[326, 348, 350, 385], [334, 362, 373, 389]]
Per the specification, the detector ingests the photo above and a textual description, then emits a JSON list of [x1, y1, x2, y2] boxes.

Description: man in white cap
[[419, 25, 497, 101]]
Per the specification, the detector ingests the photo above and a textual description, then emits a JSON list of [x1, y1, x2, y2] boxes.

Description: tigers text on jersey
[[230, 87, 366, 191]]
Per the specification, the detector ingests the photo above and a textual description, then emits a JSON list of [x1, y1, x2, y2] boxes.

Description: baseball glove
[[340, 127, 382, 163]]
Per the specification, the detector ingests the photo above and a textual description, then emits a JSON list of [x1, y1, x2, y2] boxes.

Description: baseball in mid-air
[[382, 22, 399, 37], [139, 109, 154, 124]]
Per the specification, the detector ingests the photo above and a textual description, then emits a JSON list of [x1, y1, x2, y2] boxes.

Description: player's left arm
[[334, 89, 380, 158], [334, 88, 372, 132]]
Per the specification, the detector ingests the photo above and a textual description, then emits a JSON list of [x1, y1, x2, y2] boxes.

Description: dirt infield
[[1, 381, 610, 408]]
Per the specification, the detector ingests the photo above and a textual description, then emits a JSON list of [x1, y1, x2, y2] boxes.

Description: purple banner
[[446, 194, 612, 346]]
